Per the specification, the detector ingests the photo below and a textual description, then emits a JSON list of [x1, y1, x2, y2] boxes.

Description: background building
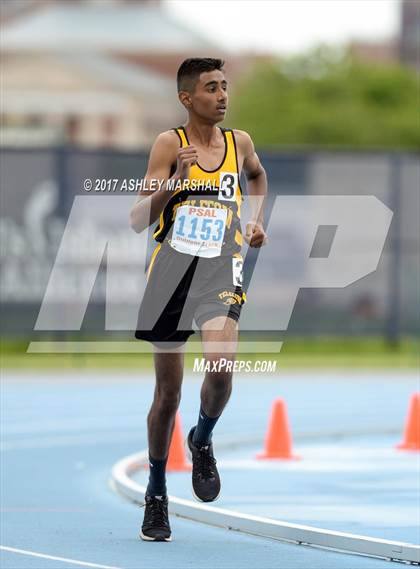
[[0, 0, 271, 148], [350, 0, 419, 69], [0, 0, 221, 148], [400, 0, 420, 69]]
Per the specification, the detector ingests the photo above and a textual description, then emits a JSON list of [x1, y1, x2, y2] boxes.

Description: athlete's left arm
[[235, 130, 268, 248]]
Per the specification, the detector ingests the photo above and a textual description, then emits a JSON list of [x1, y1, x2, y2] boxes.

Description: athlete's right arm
[[129, 131, 198, 234]]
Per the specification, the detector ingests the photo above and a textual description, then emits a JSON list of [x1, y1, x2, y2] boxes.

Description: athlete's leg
[[197, 315, 238, 431], [186, 316, 237, 502], [146, 345, 184, 496]]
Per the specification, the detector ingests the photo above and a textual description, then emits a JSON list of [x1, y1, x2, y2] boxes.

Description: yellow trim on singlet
[[177, 126, 240, 188], [147, 242, 162, 280], [153, 212, 165, 238], [154, 126, 242, 244], [177, 127, 189, 147], [234, 230, 243, 246]]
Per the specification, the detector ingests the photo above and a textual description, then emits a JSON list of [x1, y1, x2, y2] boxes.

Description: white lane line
[[111, 449, 420, 564], [0, 546, 122, 569]]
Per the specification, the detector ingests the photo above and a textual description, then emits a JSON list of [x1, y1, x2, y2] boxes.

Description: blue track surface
[[1, 370, 419, 568]]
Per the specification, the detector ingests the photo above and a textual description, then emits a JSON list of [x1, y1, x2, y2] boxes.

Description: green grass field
[[1, 336, 418, 370]]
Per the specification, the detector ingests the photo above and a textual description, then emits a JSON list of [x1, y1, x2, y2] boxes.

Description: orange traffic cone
[[256, 398, 300, 460], [166, 411, 192, 471], [396, 393, 420, 451]]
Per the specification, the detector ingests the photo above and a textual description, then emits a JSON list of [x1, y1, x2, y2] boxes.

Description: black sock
[[192, 406, 221, 447], [146, 453, 167, 497]]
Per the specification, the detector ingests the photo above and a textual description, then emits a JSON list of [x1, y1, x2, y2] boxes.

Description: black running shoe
[[187, 427, 221, 502], [140, 494, 171, 542]]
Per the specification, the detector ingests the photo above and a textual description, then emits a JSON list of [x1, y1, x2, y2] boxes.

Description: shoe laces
[[196, 446, 217, 479], [142, 496, 168, 527]]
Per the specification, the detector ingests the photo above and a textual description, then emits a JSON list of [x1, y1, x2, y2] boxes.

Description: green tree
[[230, 46, 419, 149]]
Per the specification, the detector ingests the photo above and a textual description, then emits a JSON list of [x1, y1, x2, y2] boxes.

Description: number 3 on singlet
[[218, 172, 238, 202], [232, 257, 243, 287]]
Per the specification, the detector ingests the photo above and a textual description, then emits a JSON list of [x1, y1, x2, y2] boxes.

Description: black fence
[[1, 146, 418, 339]]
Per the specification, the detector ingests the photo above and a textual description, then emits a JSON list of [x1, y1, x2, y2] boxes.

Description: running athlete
[[130, 58, 267, 542]]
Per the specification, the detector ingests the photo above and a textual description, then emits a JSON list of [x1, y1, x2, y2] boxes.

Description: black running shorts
[[135, 241, 246, 347]]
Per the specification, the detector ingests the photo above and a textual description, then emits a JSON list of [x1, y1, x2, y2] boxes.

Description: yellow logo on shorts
[[218, 291, 241, 305]]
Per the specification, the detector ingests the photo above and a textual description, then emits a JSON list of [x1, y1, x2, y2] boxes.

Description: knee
[[154, 386, 181, 414], [205, 360, 233, 394]]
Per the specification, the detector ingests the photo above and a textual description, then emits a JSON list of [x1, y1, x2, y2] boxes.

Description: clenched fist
[[175, 145, 198, 180], [245, 221, 268, 248]]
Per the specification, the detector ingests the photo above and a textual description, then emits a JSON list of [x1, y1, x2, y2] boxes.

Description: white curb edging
[[110, 447, 420, 565]]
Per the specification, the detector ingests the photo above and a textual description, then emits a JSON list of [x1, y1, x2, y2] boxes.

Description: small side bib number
[[232, 257, 243, 287]]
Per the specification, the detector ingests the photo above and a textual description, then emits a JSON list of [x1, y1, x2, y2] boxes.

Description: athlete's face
[[186, 70, 228, 123]]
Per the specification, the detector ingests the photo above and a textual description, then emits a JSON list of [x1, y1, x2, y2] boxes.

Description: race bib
[[170, 205, 227, 258]]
